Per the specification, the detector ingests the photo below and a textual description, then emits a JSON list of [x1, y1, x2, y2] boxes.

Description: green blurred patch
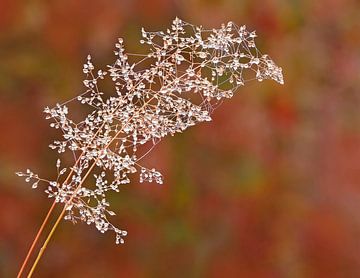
[[225, 153, 267, 196], [164, 219, 195, 244]]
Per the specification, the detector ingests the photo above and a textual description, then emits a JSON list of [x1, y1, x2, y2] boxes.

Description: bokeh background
[[1, 0, 360, 277]]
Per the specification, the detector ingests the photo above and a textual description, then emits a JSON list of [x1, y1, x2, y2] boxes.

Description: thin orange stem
[[17, 150, 86, 277], [16, 200, 56, 278], [27, 204, 66, 278], [27, 160, 98, 277]]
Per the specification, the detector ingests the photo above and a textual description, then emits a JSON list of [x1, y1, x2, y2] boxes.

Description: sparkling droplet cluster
[[16, 18, 283, 244]]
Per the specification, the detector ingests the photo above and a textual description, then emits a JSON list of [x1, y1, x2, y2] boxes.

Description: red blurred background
[[1, 0, 360, 277]]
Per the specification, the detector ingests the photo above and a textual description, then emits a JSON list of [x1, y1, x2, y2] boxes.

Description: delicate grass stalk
[[16, 18, 283, 276]]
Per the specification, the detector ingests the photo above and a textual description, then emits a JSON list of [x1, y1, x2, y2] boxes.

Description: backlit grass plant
[[16, 18, 283, 277]]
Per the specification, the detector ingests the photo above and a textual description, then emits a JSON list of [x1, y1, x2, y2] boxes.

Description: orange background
[[1, 0, 360, 277]]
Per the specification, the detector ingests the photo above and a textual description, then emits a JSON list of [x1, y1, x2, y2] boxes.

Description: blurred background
[[1, 0, 360, 277]]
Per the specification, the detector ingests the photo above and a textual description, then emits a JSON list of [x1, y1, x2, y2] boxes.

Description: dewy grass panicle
[[17, 18, 283, 248]]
